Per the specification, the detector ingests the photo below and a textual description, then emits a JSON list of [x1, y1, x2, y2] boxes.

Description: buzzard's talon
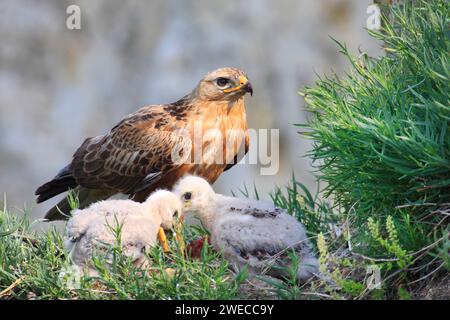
[[158, 227, 170, 253]]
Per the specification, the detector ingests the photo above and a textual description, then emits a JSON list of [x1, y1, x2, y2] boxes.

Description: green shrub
[[300, 0, 449, 286]]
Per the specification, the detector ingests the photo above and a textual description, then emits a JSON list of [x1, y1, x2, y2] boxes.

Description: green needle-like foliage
[[300, 0, 449, 278]]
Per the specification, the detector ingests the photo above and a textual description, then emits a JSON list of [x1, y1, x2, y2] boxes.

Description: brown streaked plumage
[[35, 67, 253, 220]]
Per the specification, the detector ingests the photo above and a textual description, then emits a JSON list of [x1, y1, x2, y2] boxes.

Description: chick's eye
[[183, 192, 192, 200], [173, 210, 178, 217], [216, 77, 230, 88]]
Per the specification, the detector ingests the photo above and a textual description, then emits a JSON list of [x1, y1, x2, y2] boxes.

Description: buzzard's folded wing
[[72, 106, 191, 194]]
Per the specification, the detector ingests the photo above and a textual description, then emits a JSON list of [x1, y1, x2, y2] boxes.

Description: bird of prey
[[35, 67, 253, 220], [173, 176, 320, 282], [64, 190, 183, 275]]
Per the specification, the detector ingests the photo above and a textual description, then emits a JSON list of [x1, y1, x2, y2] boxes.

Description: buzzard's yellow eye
[[216, 77, 230, 88]]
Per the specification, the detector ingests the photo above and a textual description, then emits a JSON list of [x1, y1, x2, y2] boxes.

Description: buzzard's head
[[194, 67, 253, 101], [173, 175, 215, 215], [145, 190, 183, 230]]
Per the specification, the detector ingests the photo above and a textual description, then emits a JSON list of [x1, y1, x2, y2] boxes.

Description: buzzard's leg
[[158, 228, 170, 253]]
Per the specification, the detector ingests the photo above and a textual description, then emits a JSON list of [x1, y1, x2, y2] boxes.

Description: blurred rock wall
[[0, 0, 381, 219]]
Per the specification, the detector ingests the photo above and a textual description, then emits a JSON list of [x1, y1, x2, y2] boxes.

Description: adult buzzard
[[35, 67, 253, 220]]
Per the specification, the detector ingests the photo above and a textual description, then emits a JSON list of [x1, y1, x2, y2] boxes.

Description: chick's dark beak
[[244, 82, 253, 96]]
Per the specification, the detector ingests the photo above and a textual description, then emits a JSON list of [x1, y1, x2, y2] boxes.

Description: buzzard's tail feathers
[[44, 187, 116, 221], [35, 164, 77, 203], [35, 176, 78, 203]]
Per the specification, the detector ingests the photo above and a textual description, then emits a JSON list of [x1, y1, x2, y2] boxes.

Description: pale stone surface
[[0, 0, 381, 219]]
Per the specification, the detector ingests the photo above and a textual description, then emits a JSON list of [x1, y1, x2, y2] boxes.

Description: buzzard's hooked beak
[[244, 82, 253, 96], [183, 200, 192, 209], [223, 75, 253, 96]]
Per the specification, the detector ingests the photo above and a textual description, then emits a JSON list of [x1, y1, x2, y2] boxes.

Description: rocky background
[[0, 0, 381, 221]]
